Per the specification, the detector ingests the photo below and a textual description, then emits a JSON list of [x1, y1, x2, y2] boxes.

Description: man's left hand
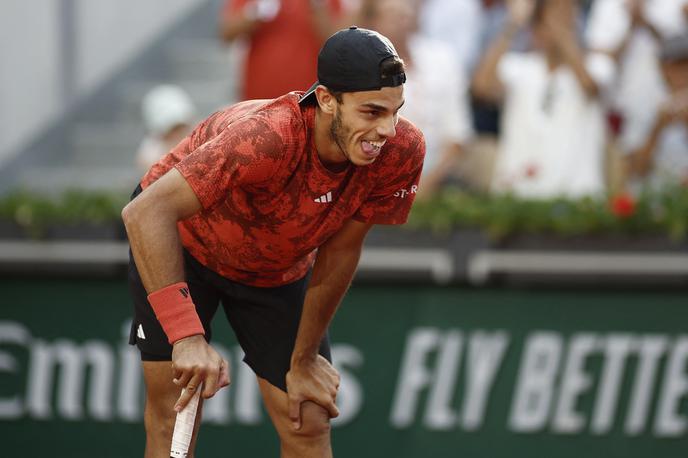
[[286, 355, 340, 430]]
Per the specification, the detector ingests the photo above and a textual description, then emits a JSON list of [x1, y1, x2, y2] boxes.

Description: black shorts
[[126, 188, 330, 392]]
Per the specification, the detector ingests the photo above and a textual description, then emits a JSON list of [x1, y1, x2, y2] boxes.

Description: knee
[[144, 397, 176, 438], [288, 401, 331, 441]]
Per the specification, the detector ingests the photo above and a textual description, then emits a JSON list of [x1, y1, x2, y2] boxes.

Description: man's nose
[[377, 116, 397, 138]]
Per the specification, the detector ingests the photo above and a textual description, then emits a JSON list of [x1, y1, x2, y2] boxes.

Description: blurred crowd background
[[215, 0, 688, 203], [1, 0, 687, 201], [173, 0, 679, 202]]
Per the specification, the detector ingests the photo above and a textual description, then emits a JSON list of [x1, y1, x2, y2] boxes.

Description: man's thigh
[[217, 272, 331, 393]]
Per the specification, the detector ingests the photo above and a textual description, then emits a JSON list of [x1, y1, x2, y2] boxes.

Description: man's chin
[[351, 155, 377, 166]]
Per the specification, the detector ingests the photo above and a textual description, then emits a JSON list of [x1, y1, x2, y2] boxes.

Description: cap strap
[[382, 72, 406, 88]]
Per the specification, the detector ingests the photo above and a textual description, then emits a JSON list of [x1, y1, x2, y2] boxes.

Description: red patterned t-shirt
[[141, 92, 425, 287]]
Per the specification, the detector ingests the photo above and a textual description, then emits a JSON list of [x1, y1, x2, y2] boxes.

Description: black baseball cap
[[299, 26, 406, 105]]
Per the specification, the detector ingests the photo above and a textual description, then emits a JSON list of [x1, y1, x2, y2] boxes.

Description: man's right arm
[[122, 167, 229, 409], [122, 168, 200, 290]]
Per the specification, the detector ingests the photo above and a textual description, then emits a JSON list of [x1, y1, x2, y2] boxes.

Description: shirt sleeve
[[141, 134, 195, 188], [175, 115, 285, 210], [353, 126, 426, 225]]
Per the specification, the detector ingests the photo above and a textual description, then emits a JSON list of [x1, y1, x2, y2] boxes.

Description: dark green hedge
[[0, 190, 129, 238], [1, 185, 687, 241], [408, 185, 688, 241]]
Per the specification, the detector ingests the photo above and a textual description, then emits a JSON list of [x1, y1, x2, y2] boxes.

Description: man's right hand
[[171, 335, 230, 411]]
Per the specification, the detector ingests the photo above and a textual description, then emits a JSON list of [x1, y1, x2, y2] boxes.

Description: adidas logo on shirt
[[137, 324, 146, 340], [314, 191, 333, 203]]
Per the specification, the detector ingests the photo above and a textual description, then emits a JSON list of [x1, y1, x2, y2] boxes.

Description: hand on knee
[[291, 401, 331, 440]]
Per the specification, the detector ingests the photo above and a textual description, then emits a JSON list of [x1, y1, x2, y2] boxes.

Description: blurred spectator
[[626, 34, 688, 189], [586, 0, 688, 157], [472, 0, 616, 198], [478, 1, 538, 67], [417, 0, 483, 73], [473, 1, 531, 135], [472, 1, 588, 135], [360, 0, 475, 197], [137, 85, 196, 173], [475, 1, 532, 136], [219, 0, 343, 100]]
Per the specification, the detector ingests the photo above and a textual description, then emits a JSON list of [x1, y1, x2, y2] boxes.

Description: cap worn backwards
[[299, 26, 406, 104]]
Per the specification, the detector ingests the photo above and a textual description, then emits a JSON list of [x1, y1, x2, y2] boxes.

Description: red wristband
[[147, 282, 205, 344]]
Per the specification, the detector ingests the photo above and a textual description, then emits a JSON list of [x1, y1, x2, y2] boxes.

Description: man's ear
[[315, 86, 337, 115]]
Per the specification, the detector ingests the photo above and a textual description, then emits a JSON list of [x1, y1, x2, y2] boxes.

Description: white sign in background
[[1, 321, 687, 437]]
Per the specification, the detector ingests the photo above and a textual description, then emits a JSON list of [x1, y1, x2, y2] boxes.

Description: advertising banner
[[1, 278, 686, 457]]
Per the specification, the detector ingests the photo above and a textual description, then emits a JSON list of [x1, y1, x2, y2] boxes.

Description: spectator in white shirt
[[585, 0, 688, 156], [626, 33, 688, 190], [473, 0, 616, 198], [416, 0, 483, 73]]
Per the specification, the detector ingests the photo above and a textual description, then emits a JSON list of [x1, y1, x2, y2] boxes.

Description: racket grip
[[170, 385, 202, 458]]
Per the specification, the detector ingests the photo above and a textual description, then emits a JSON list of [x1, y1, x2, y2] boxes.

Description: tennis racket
[[170, 384, 202, 458]]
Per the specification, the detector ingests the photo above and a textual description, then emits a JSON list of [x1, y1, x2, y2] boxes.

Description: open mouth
[[361, 140, 385, 157]]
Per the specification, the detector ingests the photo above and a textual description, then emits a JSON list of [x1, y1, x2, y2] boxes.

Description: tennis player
[[122, 26, 425, 457]]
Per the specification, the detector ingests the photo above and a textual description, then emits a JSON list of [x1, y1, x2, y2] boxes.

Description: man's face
[[328, 86, 405, 166]]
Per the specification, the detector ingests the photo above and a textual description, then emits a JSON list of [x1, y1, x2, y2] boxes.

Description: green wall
[[1, 278, 686, 457]]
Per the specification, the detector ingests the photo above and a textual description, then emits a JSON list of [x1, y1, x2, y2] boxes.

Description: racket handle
[[170, 385, 202, 458]]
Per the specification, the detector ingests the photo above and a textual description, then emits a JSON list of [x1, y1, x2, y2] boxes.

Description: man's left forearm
[[291, 244, 361, 364], [291, 220, 371, 364]]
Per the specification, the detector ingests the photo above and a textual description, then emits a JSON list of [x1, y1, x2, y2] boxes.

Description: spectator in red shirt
[[219, 0, 343, 100]]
